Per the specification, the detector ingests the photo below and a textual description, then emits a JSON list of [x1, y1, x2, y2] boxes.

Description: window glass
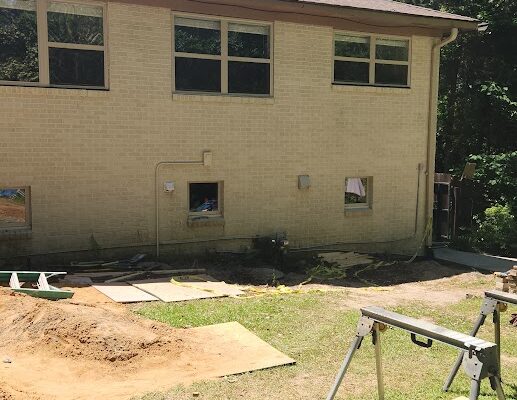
[[335, 34, 369, 59], [334, 60, 369, 84], [189, 183, 219, 212], [49, 48, 104, 86], [175, 57, 221, 92], [375, 63, 408, 86], [0, 188, 28, 227], [375, 38, 409, 61], [47, 2, 103, 45], [228, 23, 269, 59], [0, 0, 38, 82], [228, 61, 269, 94], [345, 178, 369, 207], [175, 17, 220, 55]]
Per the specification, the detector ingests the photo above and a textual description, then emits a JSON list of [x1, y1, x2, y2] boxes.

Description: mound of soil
[[0, 288, 185, 363]]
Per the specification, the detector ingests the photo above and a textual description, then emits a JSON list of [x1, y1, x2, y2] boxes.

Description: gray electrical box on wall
[[298, 175, 311, 189]]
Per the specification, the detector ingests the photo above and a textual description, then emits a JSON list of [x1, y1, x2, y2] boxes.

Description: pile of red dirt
[[0, 287, 186, 363]]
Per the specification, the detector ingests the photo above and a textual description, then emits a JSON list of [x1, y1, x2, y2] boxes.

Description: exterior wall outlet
[[164, 181, 175, 193]]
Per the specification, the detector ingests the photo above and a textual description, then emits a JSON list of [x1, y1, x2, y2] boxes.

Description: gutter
[[424, 27, 458, 246]]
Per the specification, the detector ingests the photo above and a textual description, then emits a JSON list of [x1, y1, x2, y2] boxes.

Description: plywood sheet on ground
[[130, 278, 224, 302], [173, 274, 245, 296], [93, 282, 158, 303], [190, 321, 296, 376]]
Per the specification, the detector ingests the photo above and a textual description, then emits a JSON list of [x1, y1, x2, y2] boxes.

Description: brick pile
[[495, 266, 517, 293]]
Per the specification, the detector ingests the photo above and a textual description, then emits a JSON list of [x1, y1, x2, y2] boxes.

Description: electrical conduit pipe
[[155, 151, 212, 258]]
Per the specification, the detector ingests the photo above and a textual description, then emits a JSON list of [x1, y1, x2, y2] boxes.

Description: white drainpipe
[[425, 28, 459, 246]]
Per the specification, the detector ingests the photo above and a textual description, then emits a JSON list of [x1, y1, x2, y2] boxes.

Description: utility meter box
[[298, 175, 311, 189]]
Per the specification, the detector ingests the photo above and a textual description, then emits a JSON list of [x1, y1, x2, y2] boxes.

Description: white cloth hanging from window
[[346, 178, 366, 197]]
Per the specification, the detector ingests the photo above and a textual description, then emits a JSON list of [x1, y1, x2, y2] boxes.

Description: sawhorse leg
[[443, 298, 498, 392], [327, 317, 375, 400], [373, 323, 385, 400]]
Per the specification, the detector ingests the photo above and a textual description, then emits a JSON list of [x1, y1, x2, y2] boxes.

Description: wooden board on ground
[[130, 278, 224, 302], [172, 274, 245, 297], [190, 321, 296, 375], [93, 283, 159, 303]]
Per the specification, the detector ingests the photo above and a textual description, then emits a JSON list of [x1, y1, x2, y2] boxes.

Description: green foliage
[[473, 204, 517, 255], [468, 151, 517, 213], [401, 0, 517, 172]]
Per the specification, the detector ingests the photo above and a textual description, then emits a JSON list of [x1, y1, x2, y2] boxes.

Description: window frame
[[332, 31, 411, 88], [0, 186, 32, 230], [172, 12, 273, 97], [344, 177, 372, 210], [0, 0, 109, 89], [187, 181, 223, 217]]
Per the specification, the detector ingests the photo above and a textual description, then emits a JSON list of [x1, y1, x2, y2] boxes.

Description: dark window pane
[[375, 63, 408, 86], [48, 12, 103, 45], [375, 39, 409, 61], [228, 23, 269, 58], [189, 183, 219, 212], [49, 48, 104, 87], [228, 61, 269, 95], [334, 60, 369, 84], [335, 34, 369, 58], [0, 5, 38, 82], [175, 18, 220, 55], [175, 57, 221, 92], [0, 188, 27, 226]]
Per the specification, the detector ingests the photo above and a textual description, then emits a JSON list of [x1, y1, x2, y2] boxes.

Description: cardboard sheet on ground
[[93, 282, 158, 303], [173, 274, 245, 297], [130, 278, 225, 302]]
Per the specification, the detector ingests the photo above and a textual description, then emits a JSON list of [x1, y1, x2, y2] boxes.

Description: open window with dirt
[[0, 187, 30, 229]]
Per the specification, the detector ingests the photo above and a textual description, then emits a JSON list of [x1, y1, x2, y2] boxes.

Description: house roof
[[286, 0, 478, 23]]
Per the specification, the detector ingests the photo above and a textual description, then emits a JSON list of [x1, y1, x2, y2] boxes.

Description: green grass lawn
[[134, 291, 517, 400]]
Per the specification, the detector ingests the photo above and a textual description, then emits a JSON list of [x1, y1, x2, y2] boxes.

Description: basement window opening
[[0, 187, 31, 229], [189, 182, 220, 214], [344, 177, 371, 210]]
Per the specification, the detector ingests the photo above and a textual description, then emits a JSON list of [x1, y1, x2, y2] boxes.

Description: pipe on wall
[[424, 28, 458, 246], [154, 152, 212, 258]]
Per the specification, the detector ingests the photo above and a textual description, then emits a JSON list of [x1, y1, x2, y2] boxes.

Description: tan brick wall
[[0, 3, 435, 258]]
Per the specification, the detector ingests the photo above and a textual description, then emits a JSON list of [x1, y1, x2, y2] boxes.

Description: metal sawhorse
[[444, 290, 517, 392], [327, 306, 505, 400]]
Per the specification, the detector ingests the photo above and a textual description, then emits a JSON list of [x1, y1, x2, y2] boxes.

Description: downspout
[[155, 152, 212, 259], [424, 28, 458, 246]]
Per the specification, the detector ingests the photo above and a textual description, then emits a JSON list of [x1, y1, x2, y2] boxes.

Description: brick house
[[0, 0, 478, 260]]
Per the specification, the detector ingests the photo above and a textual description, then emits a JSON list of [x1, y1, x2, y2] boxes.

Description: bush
[[474, 204, 517, 256]]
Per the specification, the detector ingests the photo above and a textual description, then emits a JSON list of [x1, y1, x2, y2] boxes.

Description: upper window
[[0, 0, 107, 88], [334, 33, 410, 87], [174, 15, 271, 96], [0, 0, 39, 82], [47, 2, 105, 87], [0, 187, 31, 229]]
